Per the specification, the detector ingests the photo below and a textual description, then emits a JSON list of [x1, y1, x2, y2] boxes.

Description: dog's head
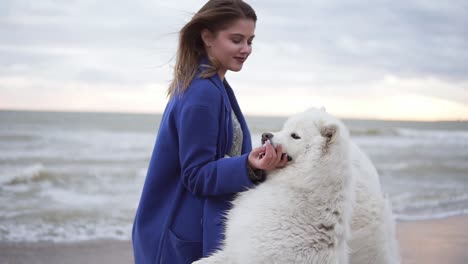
[[261, 107, 349, 163]]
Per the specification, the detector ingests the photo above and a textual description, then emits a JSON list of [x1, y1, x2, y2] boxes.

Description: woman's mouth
[[234, 57, 246, 63]]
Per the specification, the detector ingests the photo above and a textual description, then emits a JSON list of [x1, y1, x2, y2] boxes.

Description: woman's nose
[[240, 42, 251, 54]]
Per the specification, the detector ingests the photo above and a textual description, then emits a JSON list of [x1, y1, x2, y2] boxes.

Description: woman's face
[[202, 18, 256, 77]]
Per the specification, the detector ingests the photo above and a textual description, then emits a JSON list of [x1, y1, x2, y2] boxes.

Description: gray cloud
[[0, 0, 467, 109], [254, 0, 468, 81]]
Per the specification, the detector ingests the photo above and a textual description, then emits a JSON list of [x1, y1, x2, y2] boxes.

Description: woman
[[132, 1, 288, 263]]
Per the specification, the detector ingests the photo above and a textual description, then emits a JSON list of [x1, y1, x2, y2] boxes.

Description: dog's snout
[[261, 133, 274, 144]]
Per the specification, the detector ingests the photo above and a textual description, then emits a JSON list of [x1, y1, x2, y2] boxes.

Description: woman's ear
[[201, 29, 213, 48]]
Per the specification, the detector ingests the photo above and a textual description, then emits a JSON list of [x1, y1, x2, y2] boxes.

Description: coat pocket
[[160, 229, 202, 264]]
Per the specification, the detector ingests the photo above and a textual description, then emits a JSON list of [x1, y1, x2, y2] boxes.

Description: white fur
[[347, 143, 400, 264], [193, 108, 399, 264]]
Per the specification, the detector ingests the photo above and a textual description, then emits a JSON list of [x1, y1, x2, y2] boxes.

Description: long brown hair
[[167, 0, 257, 98]]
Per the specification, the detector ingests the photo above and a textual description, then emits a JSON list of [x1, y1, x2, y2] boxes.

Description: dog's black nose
[[261, 133, 274, 144]]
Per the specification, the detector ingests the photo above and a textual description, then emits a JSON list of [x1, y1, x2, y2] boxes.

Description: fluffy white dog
[[194, 108, 399, 264]]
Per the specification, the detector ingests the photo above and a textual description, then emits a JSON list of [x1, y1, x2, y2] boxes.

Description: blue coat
[[132, 65, 256, 264]]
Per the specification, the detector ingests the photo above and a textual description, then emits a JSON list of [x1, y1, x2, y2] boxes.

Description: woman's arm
[[178, 104, 255, 197]]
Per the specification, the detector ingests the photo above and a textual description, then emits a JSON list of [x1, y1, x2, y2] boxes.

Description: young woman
[[132, 1, 288, 263]]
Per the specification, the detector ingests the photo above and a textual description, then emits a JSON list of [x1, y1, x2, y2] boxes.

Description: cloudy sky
[[1, 0, 467, 120]]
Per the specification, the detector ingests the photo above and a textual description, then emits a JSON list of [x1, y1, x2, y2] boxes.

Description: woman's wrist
[[247, 165, 266, 183]]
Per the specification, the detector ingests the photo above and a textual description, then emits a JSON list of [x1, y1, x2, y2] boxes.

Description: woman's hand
[[248, 140, 289, 171]]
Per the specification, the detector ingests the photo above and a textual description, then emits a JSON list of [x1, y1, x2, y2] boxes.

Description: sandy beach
[[0, 240, 134, 264], [397, 215, 468, 264], [1, 215, 468, 264]]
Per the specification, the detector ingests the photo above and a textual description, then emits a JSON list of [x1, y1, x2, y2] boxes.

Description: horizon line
[[1, 107, 466, 123]]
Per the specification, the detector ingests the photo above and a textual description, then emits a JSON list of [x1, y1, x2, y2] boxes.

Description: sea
[[0, 110, 467, 242]]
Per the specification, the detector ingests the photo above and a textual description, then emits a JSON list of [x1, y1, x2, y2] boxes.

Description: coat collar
[[198, 56, 231, 111], [197, 56, 252, 153], [198, 56, 224, 89]]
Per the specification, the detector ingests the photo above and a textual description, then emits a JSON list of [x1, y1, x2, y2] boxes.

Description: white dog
[[194, 108, 399, 264]]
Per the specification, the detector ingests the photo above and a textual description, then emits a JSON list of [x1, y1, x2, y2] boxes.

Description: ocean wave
[[0, 163, 48, 185], [390, 190, 468, 222], [376, 162, 411, 171], [375, 159, 468, 175], [392, 192, 468, 209], [0, 134, 37, 141], [39, 189, 113, 207], [349, 128, 397, 136], [349, 127, 468, 142], [396, 128, 468, 140], [395, 209, 468, 221], [0, 149, 151, 163], [0, 218, 133, 242]]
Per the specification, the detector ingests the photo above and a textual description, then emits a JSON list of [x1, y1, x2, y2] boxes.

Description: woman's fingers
[[275, 144, 283, 163], [251, 145, 266, 156], [262, 142, 288, 170], [264, 141, 278, 168], [249, 141, 290, 171], [264, 141, 275, 158]]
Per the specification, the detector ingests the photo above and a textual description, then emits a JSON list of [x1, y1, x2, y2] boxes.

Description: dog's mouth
[[283, 153, 293, 162], [259, 152, 291, 161], [259, 138, 292, 161]]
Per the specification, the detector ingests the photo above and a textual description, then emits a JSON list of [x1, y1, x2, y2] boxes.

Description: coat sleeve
[[178, 104, 255, 197]]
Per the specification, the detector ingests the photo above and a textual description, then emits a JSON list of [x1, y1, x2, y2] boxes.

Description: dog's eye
[[291, 133, 301, 139]]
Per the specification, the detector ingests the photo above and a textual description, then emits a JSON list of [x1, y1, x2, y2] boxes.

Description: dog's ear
[[320, 123, 337, 152], [320, 124, 337, 140]]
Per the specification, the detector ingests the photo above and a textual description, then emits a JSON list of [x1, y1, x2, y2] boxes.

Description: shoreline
[[1, 215, 468, 264]]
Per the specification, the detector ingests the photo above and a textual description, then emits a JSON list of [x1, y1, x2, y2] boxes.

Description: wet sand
[[397, 215, 468, 264], [1, 215, 468, 264], [0, 240, 134, 264]]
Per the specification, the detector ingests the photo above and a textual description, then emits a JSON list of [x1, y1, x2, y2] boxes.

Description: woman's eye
[[291, 133, 301, 139], [232, 39, 241, 44]]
